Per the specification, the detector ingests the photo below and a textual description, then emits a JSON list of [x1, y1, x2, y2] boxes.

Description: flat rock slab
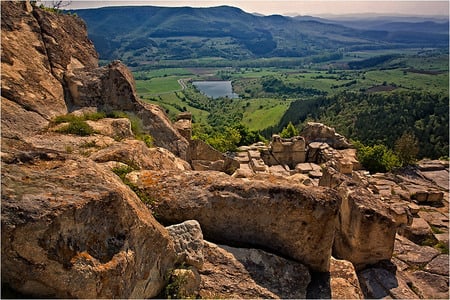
[[394, 235, 440, 266], [421, 170, 449, 190], [418, 210, 449, 229], [407, 270, 449, 299], [425, 254, 449, 276]]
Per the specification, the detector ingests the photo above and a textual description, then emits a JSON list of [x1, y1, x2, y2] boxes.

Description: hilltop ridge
[[71, 5, 449, 65]]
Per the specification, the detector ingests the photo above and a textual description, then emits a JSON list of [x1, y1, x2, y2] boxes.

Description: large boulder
[[333, 185, 398, 270], [126, 170, 341, 272], [1, 149, 176, 298]]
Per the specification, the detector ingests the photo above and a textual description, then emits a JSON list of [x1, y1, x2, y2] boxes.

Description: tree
[[395, 131, 419, 166], [37, 0, 72, 9], [280, 122, 299, 138]]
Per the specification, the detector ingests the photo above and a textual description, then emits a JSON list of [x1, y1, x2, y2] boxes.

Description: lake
[[192, 81, 239, 99]]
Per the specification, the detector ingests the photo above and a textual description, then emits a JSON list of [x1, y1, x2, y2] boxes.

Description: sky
[[63, 1, 449, 17]]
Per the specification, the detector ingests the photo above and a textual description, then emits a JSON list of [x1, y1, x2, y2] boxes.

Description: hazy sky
[[65, 1, 449, 17]]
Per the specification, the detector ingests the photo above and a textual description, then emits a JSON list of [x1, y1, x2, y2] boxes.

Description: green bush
[[56, 119, 94, 136], [280, 121, 299, 138], [354, 140, 401, 173]]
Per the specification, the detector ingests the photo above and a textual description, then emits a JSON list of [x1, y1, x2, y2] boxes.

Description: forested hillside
[[72, 6, 448, 66], [271, 91, 449, 159]]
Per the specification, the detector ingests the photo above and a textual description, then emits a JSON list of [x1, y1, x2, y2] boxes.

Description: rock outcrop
[[333, 185, 398, 269], [300, 122, 352, 149], [1, 1, 188, 159], [1, 148, 176, 298], [127, 170, 341, 272], [199, 241, 311, 299]]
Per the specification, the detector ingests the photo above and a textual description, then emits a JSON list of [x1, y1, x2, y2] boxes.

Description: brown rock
[[85, 118, 133, 140], [166, 220, 204, 269], [198, 242, 278, 299], [399, 217, 436, 244], [199, 241, 310, 299], [90, 139, 190, 171], [1, 155, 176, 298], [188, 139, 239, 174], [128, 170, 341, 272], [407, 271, 449, 299], [425, 254, 449, 276], [333, 186, 397, 269], [300, 122, 352, 149], [418, 210, 449, 228], [330, 257, 364, 299], [221, 244, 311, 299], [65, 61, 190, 158], [394, 234, 440, 266], [1, 2, 67, 137]]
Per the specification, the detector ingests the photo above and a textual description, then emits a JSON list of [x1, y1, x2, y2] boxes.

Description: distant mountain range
[[71, 6, 449, 64]]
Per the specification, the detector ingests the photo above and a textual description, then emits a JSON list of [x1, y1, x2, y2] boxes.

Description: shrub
[[354, 140, 401, 173], [280, 121, 299, 138], [56, 119, 94, 136]]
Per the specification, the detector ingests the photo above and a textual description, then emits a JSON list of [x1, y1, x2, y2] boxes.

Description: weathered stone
[[166, 220, 204, 269], [173, 112, 192, 141], [330, 257, 364, 299], [420, 169, 450, 190], [333, 186, 397, 269], [199, 241, 310, 299], [66, 61, 189, 159], [1, 156, 176, 298], [268, 165, 290, 176], [309, 169, 323, 178], [262, 135, 306, 168], [388, 202, 413, 227], [408, 203, 421, 215], [1, 2, 67, 138], [220, 244, 311, 299], [250, 157, 267, 172], [90, 139, 191, 171], [167, 268, 201, 298], [394, 234, 440, 266], [398, 217, 436, 244], [418, 160, 447, 171], [188, 139, 239, 174], [418, 210, 449, 228], [300, 122, 352, 149], [231, 164, 255, 178], [358, 267, 418, 299], [425, 254, 449, 276], [198, 242, 277, 298], [85, 118, 133, 140], [407, 271, 449, 299], [128, 170, 341, 272]]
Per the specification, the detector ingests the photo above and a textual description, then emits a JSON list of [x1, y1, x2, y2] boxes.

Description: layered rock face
[[1, 1, 188, 158], [1, 146, 176, 298], [65, 61, 189, 158], [127, 170, 341, 272]]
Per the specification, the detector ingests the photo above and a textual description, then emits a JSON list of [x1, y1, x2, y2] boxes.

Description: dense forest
[[268, 91, 448, 159]]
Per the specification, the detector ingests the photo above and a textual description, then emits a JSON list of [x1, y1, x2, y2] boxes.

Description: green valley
[[72, 5, 449, 160]]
